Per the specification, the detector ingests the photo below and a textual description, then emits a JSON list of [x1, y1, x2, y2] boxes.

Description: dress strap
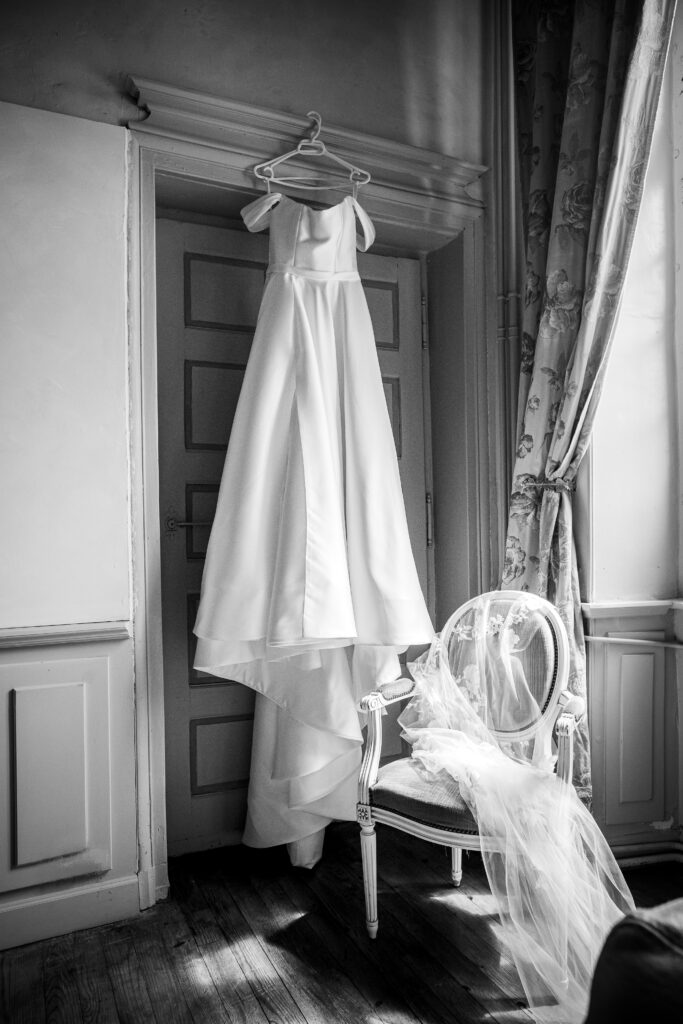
[[351, 197, 376, 252], [241, 192, 282, 233]]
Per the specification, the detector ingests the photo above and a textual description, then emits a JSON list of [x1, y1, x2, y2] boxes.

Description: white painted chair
[[357, 589, 583, 938]]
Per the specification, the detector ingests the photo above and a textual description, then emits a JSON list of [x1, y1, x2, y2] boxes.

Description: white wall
[[674, 7, 683, 602], [0, 0, 487, 167], [0, 102, 137, 947], [587, 62, 678, 602], [0, 101, 130, 627]]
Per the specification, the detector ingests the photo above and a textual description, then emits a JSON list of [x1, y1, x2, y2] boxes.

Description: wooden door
[[156, 214, 428, 856]]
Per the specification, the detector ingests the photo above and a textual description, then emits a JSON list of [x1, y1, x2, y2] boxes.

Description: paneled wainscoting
[[584, 600, 683, 859], [0, 625, 139, 949], [2, 824, 683, 1024]]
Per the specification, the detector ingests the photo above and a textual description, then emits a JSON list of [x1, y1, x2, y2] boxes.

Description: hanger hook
[[306, 110, 322, 143]]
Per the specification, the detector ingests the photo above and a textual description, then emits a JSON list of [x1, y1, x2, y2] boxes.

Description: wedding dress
[[400, 594, 634, 1023], [194, 191, 433, 863]]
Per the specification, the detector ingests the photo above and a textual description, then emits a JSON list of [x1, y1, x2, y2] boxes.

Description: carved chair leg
[[360, 822, 378, 938], [451, 847, 463, 887]]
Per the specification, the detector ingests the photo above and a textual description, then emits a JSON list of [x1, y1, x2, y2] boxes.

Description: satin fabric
[[194, 192, 433, 858]]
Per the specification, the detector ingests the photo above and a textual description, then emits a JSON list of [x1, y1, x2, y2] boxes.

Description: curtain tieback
[[535, 478, 575, 494]]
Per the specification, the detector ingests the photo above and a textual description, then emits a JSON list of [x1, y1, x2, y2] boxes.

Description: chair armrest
[[359, 676, 416, 712], [556, 711, 575, 785], [557, 689, 585, 721], [553, 689, 585, 784], [358, 678, 416, 804]]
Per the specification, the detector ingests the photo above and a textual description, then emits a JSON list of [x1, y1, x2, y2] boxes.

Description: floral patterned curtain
[[504, 0, 675, 800]]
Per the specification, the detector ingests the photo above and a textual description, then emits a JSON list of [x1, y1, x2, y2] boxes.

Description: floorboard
[[276, 870, 422, 1024], [221, 870, 380, 1024], [1, 823, 682, 1024], [43, 934, 83, 1024], [71, 928, 121, 1024], [99, 924, 157, 1024], [305, 831, 522, 1024], [368, 829, 528, 1005], [1, 943, 45, 1024], [195, 863, 308, 1024], [127, 910, 196, 1024]]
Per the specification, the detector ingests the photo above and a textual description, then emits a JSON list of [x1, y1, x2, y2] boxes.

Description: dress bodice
[[241, 193, 375, 276]]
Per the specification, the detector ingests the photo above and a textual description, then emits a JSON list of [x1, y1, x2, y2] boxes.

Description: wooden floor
[[2, 823, 682, 1024]]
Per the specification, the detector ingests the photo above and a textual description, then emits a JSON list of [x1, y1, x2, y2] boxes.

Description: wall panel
[[0, 635, 137, 949], [605, 647, 664, 826], [1, 657, 112, 893], [0, 100, 129, 628], [585, 607, 679, 857], [13, 681, 88, 865]]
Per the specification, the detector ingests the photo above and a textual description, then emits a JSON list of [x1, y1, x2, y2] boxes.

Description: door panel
[[358, 252, 427, 592], [157, 219, 265, 856], [156, 214, 427, 854]]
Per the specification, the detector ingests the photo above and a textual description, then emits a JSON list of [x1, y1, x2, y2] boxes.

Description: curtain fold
[[503, 0, 675, 799]]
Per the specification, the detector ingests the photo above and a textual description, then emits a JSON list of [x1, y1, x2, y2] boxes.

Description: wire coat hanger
[[253, 112, 371, 197]]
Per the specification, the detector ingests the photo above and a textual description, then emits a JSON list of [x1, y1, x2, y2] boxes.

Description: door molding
[[127, 77, 487, 213], [126, 83, 496, 907]]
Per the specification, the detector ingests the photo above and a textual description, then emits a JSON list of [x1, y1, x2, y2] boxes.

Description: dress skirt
[[194, 193, 434, 857]]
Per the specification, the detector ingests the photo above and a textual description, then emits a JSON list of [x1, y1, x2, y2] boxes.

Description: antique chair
[[357, 589, 583, 938]]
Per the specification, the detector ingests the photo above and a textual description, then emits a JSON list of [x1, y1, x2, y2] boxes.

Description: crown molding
[[126, 76, 487, 213]]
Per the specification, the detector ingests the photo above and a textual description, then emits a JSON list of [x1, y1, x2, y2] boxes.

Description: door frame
[[126, 80, 502, 907]]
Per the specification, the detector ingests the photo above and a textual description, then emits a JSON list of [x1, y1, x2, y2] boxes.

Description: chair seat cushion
[[370, 757, 478, 834]]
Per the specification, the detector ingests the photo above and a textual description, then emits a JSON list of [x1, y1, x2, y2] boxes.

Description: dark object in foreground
[[584, 897, 683, 1024]]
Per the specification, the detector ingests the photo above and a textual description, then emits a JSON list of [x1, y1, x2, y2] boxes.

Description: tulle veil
[[399, 594, 634, 1023]]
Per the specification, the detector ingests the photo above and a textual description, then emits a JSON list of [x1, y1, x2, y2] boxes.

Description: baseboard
[[167, 829, 243, 858], [0, 874, 140, 951], [613, 841, 683, 868], [137, 863, 169, 910]]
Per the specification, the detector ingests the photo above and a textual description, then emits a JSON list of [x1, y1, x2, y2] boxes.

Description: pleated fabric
[[194, 192, 434, 859]]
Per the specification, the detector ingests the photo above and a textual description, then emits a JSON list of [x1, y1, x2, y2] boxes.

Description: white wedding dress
[[194, 191, 433, 864], [400, 595, 634, 1023]]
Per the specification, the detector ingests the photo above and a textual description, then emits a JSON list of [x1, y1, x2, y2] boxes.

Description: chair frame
[[357, 590, 578, 938]]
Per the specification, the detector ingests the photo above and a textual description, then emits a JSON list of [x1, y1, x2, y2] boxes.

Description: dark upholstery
[[584, 897, 683, 1023], [370, 757, 477, 834]]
